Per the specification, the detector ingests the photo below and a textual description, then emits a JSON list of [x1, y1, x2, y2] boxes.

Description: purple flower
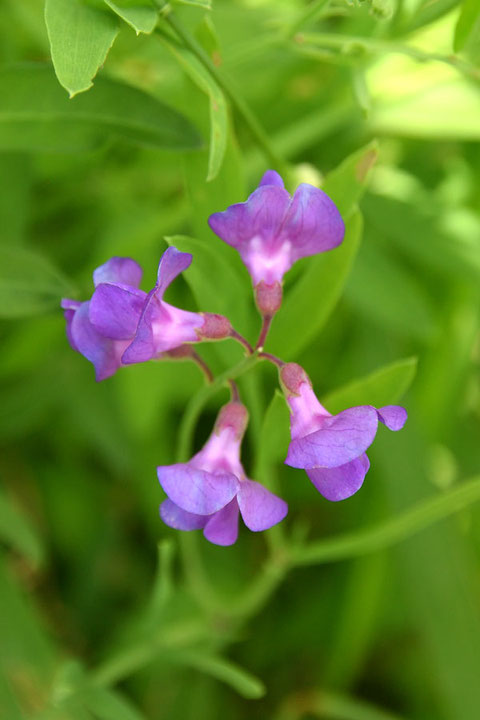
[[208, 170, 344, 315], [280, 364, 407, 501], [62, 248, 232, 379], [158, 402, 288, 546], [61, 257, 144, 381]]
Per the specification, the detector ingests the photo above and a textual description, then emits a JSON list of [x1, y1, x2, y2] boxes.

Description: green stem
[[154, 7, 288, 172], [291, 476, 480, 566], [283, 0, 331, 39], [295, 32, 480, 81], [176, 352, 259, 463]]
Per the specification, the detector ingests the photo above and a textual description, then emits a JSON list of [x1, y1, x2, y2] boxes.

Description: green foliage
[[45, 0, 120, 96], [2, 0, 480, 718], [0, 64, 202, 153]]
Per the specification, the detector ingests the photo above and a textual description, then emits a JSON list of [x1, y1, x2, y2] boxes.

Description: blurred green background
[[1, 1, 480, 718]]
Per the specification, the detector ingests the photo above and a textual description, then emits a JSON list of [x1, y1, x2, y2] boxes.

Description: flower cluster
[[62, 170, 407, 546]]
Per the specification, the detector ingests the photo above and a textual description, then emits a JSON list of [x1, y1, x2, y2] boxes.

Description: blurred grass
[[1, 0, 480, 719]]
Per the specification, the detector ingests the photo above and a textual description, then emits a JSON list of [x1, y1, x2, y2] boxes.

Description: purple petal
[[159, 499, 207, 531], [307, 454, 370, 502], [93, 257, 142, 288], [121, 293, 203, 364], [281, 184, 345, 261], [258, 170, 285, 188], [208, 185, 291, 251], [61, 298, 82, 352], [377, 406, 408, 431], [203, 500, 239, 546], [70, 301, 127, 381], [89, 284, 146, 340], [156, 247, 192, 298], [285, 406, 379, 469], [157, 464, 239, 516], [237, 479, 288, 532]]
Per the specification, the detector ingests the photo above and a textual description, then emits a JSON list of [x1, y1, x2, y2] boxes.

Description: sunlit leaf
[[45, 0, 119, 97], [454, 0, 480, 52], [322, 139, 378, 219], [103, 0, 157, 34], [0, 64, 202, 153]]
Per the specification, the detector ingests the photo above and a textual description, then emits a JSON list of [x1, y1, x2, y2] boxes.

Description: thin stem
[[255, 314, 273, 351], [283, 0, 331, 40], [295, 32, 480, 81], [154, 8, 288, 172], [259, 351, 285, 368], [229, 379, 240, 402], [230, 329, 254, 355], [176, 352, 259, 462], [190, 350, 214, 383]]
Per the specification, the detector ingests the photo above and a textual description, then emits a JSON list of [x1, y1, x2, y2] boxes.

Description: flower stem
[[229, 379, 240, 402], [255, 314, 273, 350], [259, 351, 285, 368], [190, 350, 214, 383], [154, 6, 288, 172], [230, 329, 254, 355]]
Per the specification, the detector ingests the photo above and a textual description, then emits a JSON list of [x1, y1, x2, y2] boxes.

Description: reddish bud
[[255, 281, 283, 316], [198, 313, 232, 340], [279, 362, 311, 396]]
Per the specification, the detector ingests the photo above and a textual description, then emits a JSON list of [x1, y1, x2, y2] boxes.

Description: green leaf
[[160, 35, 227, 180], [345, 240, 436, 340], [172, 650, 266, 699], [322, 357, 417, 414], [268, 209, 362, 358], [322, 139, 378, 219], [165, 235, 251, 337], [0, 245, 73, 318], [0, 492, 44, 569], [45, 0, 120, 97], [292, 475, 480, 566], [454, 0, 480, 52], [0, 64, 202, 153], [103, 0, 157, 34]]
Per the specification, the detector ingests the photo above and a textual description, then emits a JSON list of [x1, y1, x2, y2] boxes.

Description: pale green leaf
[[0, 492, 44, 569], [103, 0, 157, 34], [268, 209, 362, 358], [454, 0, 480, 52], [0, 245, 73, 318], [322, 357, 417, 414], [160, 35, 227, 180], [0, 64, 202, 153], [172, 0, 212, 8], [45, 0, 119, 97]]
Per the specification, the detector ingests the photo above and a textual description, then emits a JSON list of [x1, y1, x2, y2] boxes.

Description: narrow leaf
[[160, 35, 228, 180], [173, 650, 266, 699], [83, 686, 147, 720], [0, 245, 73, 318], [172, 0, 212, 8], [45, 0, 119, 97], [292, 476, 480, 566], [268, 209, 362, 358], [0, 64, 202, 153], [322, 357, 417, 414], [0, 492, 44, 569], [322, 139, 378, 219], [103, 0, 157, 34]]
